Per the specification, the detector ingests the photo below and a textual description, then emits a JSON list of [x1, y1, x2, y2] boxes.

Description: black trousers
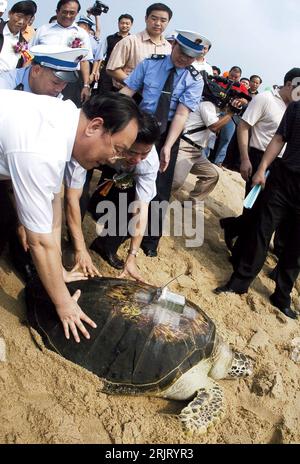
[[221, 147, 264, 241], [228, 159, 300, 307], [0, 181, 16, 255], [62, 71, 84, 108], [88, 165, 136, 254], [141, 129, 181, 252], [0, 181, 34, 272]]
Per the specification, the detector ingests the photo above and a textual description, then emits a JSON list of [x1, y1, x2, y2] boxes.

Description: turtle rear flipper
[[179, 381, 225, 434]]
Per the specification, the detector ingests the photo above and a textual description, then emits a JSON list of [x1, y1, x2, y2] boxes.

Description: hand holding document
[[244, 171, 270, 209]]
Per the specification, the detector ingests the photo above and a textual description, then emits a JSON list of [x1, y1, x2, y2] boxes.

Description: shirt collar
[[141, 29, 167, 45], [50, 21, 79, 31], [166, 54, 186, 76], [4, 23, 19, 38], [271, 86, 284, 101]]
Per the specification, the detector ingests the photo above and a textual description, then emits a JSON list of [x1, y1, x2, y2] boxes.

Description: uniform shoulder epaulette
[[187, 65, 202, 81], [148, 54, 166, 60]]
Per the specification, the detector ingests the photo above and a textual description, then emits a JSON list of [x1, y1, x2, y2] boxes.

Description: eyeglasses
[[107, 132, 127, 160]]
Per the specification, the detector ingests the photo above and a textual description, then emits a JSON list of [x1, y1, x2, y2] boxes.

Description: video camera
[[201, 72, 252, 114], [88, 1, 109, 16]]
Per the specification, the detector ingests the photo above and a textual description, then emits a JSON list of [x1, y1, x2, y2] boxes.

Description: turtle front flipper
[[179, 381, 225, 434]]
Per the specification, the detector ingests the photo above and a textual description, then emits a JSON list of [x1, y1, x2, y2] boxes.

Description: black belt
[[181, 134, 202, 150]]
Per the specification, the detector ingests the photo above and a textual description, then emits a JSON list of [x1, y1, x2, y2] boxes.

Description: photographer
[[172, 78, 248, 206]]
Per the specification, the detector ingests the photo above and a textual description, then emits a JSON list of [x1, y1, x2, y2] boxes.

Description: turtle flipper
[[179, 381, 224, 434], [227, 351, 253, 378]]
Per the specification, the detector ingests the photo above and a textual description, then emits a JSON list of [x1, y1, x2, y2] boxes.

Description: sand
[[0, 168, 299, 444]]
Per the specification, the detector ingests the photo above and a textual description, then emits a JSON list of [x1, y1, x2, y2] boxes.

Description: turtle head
[[209, 337, 254, 380], [226, 351, 254, 379]]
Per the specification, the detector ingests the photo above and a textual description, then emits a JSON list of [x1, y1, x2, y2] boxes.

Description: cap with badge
[[0, 0, 7, 13], [166, 30, 177, 43], [175, 30, 212, 58], [77, 15, 95, 29], [29, 45, 89, 83]]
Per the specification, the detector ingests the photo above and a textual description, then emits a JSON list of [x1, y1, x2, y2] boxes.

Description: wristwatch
[[83, 84, 90, 88]]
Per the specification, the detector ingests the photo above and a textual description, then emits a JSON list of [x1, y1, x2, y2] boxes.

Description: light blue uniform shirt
[[0, 67, 31, 91], [124, 54, 204, 121]]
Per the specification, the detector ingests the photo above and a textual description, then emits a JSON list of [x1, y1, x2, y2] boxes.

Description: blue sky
[[3, 0, 299, 88]]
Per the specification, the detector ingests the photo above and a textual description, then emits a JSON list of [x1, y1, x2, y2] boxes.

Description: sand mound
[[0, 168, 299, 444]]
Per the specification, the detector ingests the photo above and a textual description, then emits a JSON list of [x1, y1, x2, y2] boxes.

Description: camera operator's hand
[[240, 159, 253, 182], [228, 97, 243, 113]]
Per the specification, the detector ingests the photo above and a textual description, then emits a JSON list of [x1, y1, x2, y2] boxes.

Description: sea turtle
[[25, 277, 253, 434]]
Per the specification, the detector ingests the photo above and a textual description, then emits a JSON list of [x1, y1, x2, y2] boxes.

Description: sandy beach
[[0, 167, 299, 444]]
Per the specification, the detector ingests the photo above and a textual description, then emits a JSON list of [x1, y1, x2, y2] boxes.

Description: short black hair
[[241, 77, 250, 83], [49, 14, 57, 23], [212, 66, 221, 75], [146, 3, 173, 20], [250, 75, 262, 83], [136, 112, 160, 145], [82, 92, 143, 135], [10, 1, 36, 16], [118, 14, 134, 23], [56, 0, 81, 13], [284, 68, 300, 85], [230, 66, 242, 75]]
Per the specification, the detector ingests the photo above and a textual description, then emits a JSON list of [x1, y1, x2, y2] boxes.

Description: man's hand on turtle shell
[[63, 264, 89, 283], [118, 256, 148, 284], [56, 290, 97, 343], [74, 249, 102, 278]]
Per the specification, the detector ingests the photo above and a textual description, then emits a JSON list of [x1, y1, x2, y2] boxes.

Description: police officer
[[0, 44, 88, 94], [120, 30, 207, 256]]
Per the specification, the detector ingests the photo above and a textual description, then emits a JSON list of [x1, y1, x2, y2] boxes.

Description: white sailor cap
[[29, 45, 89, 83], [175, 30, 212, 58], [166, 30, 177, 42], [0, 0, 7, 13], [77, 15, 95, 29]]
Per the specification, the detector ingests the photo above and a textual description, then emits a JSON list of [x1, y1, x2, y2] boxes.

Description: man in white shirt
[[219, 68, 300, 261], [30, 0, 93, 106], [0, 1, 35, 72], [192, 39, 213, 75], [0, 90, 142, 342], [86, 113, 160, 280], [0, 45, 103, 280], [172, 93, 245, 206]]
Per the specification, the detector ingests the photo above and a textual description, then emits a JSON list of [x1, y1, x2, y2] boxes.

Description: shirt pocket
[[172, 79, 186, 100], [142, 77, 162, 101]]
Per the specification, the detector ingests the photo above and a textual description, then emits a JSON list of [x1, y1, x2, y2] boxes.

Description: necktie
[[154, 67, 176, 134]]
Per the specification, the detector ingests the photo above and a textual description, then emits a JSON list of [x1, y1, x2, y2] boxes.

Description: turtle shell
[[25, 277, 216, 393]]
